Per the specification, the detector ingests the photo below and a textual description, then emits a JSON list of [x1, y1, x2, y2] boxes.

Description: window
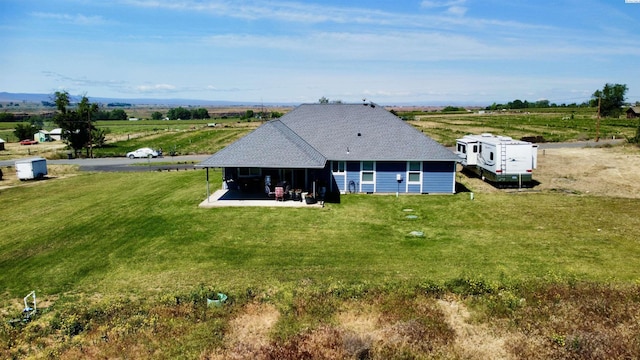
[[472, 144, 478, 153], [238, 167, 260, 177], [332, 161, 345, 173], [361, 161, 375, 183], [490, 152, 494, 161], [457, 144, 466, 153], [408, 161, 421, 183]]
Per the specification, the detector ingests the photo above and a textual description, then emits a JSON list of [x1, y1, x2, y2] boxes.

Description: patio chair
[[274, 186, 285, 201], [265, 184, 275, 198]]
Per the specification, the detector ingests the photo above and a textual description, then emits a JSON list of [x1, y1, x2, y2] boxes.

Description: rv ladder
[[500, 143, 507, 173]]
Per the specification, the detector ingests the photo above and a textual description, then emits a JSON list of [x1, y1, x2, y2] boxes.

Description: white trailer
[[15, 157, 48, 180], [455, 134, 538, 185]]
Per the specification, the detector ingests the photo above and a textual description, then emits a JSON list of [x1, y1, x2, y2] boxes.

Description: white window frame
[[360, 161, 376, 190], [332, 161, 345, 174], [407, 161, 422, 185]]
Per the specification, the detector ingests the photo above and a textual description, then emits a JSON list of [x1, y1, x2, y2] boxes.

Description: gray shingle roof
[[197, 119, 326, 168], [198, 103, 458, 168]]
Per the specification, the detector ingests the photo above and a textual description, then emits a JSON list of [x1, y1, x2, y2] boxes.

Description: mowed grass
[[2, 169, 639, 300]]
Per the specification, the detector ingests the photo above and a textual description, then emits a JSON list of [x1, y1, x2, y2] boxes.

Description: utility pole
[[596, 96, 601, 142]]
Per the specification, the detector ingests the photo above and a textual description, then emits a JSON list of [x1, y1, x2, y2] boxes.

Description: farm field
[[1, 109, 640, 359]]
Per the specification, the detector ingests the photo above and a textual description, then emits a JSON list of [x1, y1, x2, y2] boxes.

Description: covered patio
[[198, 189, 323, 208]]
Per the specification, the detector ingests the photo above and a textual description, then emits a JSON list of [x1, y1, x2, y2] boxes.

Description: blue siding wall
[[376, 162, 406, 193], [346, 162, 360, 193], [408, 184, 421, 193], [329, 160, 456, 194], [333, 174, 346, 192], [423, 161, 455, 193]]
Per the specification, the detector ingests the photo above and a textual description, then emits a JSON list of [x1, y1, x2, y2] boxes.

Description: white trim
[[406, 161, 422, 193], [331, 160, 347, 193], [360, 161, 376, 192]]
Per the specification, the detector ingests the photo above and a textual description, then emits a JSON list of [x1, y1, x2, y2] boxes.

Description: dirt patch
[[535, 146, 640, 198], [459, 145, 640, 198], [209, 302, 280, 359]]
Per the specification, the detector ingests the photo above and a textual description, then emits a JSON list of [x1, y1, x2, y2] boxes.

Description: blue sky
[[1, 0, 639, 105]]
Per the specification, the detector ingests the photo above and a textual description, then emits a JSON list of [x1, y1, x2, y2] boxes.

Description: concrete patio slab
[[199, 189, 323, 208]]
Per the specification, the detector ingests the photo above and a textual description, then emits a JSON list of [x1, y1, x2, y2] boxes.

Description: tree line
[[486, 83, 629, 118]]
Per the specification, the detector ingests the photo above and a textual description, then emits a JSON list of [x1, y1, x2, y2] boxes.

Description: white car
[[126, 147, 159, 159]]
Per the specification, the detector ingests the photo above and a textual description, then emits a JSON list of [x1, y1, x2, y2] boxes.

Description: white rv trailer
[[455, 134, 538, 185]]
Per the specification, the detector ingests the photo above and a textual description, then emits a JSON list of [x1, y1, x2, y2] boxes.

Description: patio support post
[[206, 167, 210, 203]]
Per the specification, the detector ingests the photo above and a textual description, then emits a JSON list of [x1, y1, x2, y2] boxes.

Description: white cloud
[[135, 84, 177, 92], [31, 12, 109, 26]]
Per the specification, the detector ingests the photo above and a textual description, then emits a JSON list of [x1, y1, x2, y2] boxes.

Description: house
[[197, 103, 460, 200], [34, 130, 52, 143], [626, 107, 640, 119]]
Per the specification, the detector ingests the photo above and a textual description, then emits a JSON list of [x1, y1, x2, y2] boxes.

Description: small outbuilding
[[0, 138, 5, 151], [626, 107, 640, 119], [49, 128, 63, 141], [34, 130, 52, 143]]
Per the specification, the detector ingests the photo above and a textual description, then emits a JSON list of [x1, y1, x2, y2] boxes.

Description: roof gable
[[198, 120, 326, 168]]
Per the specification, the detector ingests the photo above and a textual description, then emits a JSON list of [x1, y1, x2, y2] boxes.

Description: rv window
[[457, 144, 466, 153], [472, 145, 478, 153], [490, 152, 494, 161]]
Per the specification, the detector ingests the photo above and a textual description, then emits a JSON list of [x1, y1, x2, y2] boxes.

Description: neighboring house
[[34, 130, 52, 143], [197, 103, 460, 198], [627, 107, 640, 119]]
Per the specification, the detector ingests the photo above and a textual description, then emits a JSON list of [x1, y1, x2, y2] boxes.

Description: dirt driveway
[[459, 144, 640, 199]]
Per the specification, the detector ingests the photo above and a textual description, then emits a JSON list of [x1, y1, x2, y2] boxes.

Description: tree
[[592, 83, 628, 118], [167, 107, 192, 120], [241, 110, 254, 120], [14, 123, 38, 140], [0, 112, 15, 122], [151, 111, 164, 120], [319, 96, 329, 104], [109, 109, 128, 120], [53, 91, 99, 157], [191, 108, 210, 119], [91, 128, 110, 148]]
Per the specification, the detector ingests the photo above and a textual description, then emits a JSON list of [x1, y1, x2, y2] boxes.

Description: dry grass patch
[[438, 297, 514, 360], [210, 302, 280, 359], [0, 164, 79, 190]]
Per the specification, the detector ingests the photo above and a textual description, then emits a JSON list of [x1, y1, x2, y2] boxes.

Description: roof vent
[[357, 132, 361, 136]]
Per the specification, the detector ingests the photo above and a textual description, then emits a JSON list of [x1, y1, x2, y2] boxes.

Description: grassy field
[[1, 109, 640, 359], [2, 168, 640, 358], [2, 170, 639, 298], [406, 109, 636, 146]]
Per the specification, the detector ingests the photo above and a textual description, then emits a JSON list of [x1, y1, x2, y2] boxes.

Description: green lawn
[[2, 170, 639, 300]]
